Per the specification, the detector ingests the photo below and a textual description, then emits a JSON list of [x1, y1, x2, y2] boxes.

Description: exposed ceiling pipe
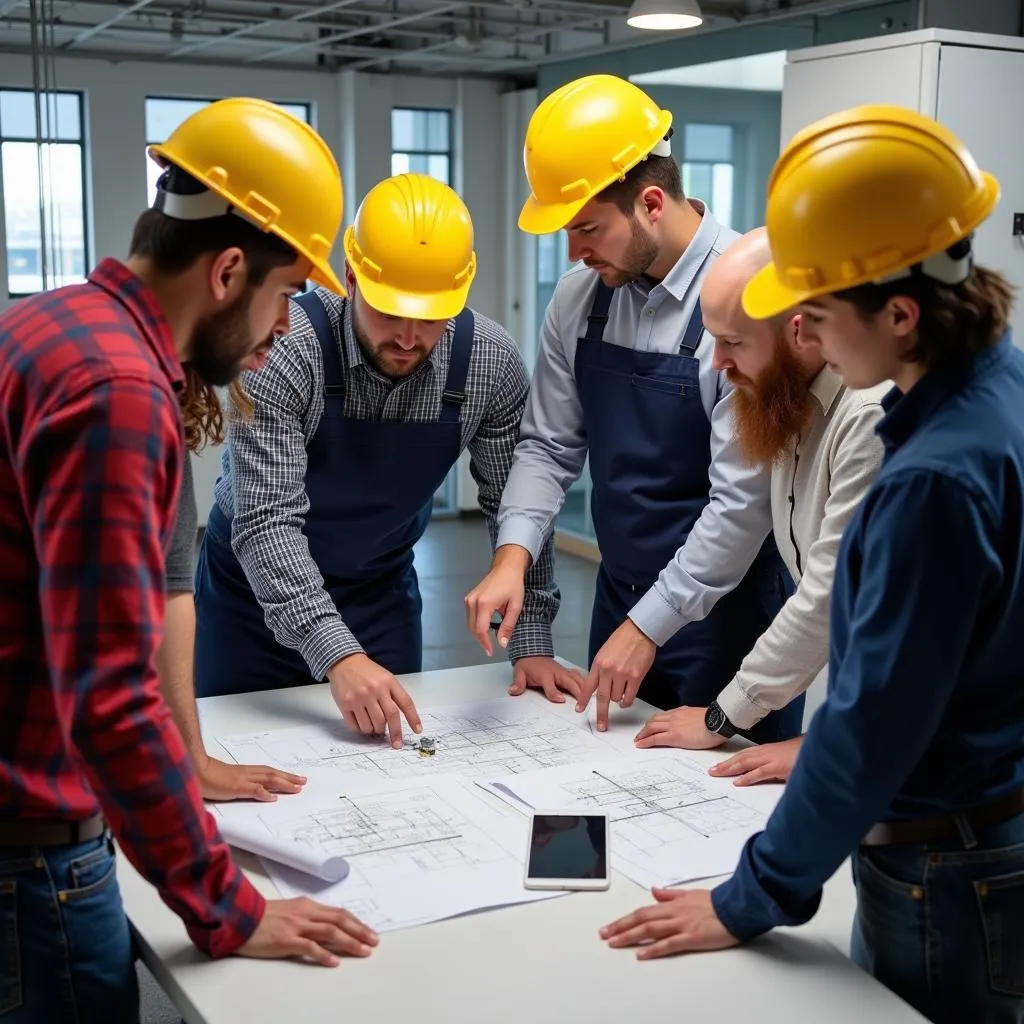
[[488, 0, 898, 72], [64, 0, 159, 46], [166, 0, 366, 58], [346, 8, 607, 71], [241, 0, 466, 62]]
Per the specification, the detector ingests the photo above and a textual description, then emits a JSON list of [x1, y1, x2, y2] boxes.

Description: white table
[[117, 662, 927, 1023]]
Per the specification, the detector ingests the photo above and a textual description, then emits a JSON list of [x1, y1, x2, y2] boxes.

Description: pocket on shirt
[[0, 879, 21, 1014], [975, 868, 1024, 996]]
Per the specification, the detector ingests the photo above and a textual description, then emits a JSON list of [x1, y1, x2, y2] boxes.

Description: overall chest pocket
[[630, 372, 693, 397], [628, 347, 700, 399]]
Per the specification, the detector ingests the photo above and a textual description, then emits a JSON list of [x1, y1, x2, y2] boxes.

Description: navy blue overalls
[[193, 291, 474, 697], [577, 281, 804, 744]]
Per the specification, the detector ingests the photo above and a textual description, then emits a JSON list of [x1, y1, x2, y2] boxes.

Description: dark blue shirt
[[712, 333, 1024, 940]]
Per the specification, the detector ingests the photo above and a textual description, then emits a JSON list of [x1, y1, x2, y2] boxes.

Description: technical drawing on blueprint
[[214, 773, 560, 933], [481, 750, 782, 890], [215, 698, 618, 783]]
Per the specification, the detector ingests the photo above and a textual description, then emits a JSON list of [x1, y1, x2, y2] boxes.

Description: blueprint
[[215, 698, 619, 784], [481, 750, 783, 890], [215, 774, 561, 933]]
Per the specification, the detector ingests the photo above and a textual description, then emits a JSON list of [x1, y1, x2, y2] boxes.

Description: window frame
[[1, 87, 90, 300], [390, 106, 454, 186], [681, 158, 735, 230]]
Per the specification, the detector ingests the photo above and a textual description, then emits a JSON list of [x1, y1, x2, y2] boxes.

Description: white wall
[[0, 56, 515, 518]]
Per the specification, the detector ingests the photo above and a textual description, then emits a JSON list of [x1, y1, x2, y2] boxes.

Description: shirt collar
[[340, 296, 368, 371], [877, 331, 1015, 451], [87, 258, 184, 392], [628, 199, 721, 303], [808, 364, 845, 416]]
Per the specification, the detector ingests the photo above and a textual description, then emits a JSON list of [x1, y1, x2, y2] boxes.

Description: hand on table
[[196, 754, 306, 803], [577, 619, 656, 731], [709, 735, 804, 786], [238, 897, 378, 966], [464, 544, 532, 655], [509, 656, 586, 705], [328, 653, 422, 749], [633, 706, 726, 751], [600, 888, 739, 959]]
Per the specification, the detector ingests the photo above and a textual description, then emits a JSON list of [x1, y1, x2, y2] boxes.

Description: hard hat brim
[[309, 259, 347, 296], [149, 142, 347, 297], [743, 168, 1001, 321], [741, 261, 809, 321], [355, 273, 471, 322], [518, 192, 589, 235]]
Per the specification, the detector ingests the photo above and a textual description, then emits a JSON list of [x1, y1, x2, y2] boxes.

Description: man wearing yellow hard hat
[[601, 104, 1024, 1024], [466, 74, 798, 739], [0, 98, 377, 1024], [193, 172, 569, 745]]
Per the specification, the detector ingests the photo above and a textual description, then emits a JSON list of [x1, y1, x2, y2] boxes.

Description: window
[[681, 122, 735, 229], [391, 108, 452, 185], [144, 97, 312, 206], [389, 106, 456, 514], [1, 89, 88, 298]]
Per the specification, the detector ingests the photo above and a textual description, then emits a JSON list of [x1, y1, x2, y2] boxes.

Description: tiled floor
[[140, 515, 598, 1022]]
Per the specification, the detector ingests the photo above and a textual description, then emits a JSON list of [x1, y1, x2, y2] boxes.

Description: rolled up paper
[[216, 816, 350, 883]]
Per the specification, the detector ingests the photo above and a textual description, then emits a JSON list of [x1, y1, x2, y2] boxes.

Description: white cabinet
[[780, 28, 1024, 346]]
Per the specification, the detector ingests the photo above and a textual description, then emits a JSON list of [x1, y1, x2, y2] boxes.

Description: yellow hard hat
[[743, 104, 1000, 320], [343, 173, 476, 320], [519, 74, 673, 235], [148, 97, 346, 295]]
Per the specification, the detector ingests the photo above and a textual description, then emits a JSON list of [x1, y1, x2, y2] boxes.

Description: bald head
[[701, 226, 773, 334], [704, 229, 822, 468]]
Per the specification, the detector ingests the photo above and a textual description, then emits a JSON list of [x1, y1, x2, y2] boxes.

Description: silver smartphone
[[523, 812, 611, 891]]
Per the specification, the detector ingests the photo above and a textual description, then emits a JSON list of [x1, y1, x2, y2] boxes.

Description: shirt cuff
[[710, 836, 822, 943], [507, 620, 555, 663], [716, 679, 769, 731], [496, 517, 546, 564], [186, 872, 266, 959], [300, 619, 363, 681], [628, 587, 685, 647]]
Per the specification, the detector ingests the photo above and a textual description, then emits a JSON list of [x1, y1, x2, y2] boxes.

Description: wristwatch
[[705, 701, 737, 739]]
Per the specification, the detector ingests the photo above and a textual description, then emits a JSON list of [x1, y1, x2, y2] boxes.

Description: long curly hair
[[180, 366, 253, 453]]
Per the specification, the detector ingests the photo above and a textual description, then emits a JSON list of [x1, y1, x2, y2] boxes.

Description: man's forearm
[[156, 591, 206, 758]]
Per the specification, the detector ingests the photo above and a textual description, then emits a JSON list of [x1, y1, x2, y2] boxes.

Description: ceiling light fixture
[[626, 0, 703, 31]]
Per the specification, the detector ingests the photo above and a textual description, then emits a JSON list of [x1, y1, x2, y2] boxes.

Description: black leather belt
[[861, 787, 1024, 847], [0, 813, 106, 848]]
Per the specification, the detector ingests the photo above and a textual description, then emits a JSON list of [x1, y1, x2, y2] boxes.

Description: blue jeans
[[851, 810, 1024, 1024], [0, 832, 139, 1023]]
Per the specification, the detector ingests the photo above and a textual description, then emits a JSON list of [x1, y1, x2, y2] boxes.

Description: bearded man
[[469, 76, 799, 741], [634, 227, 889, 782], [192, 172, 569, 748]]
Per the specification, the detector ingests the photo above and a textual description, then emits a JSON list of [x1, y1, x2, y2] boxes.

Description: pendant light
[[626, 0, 703, 31]]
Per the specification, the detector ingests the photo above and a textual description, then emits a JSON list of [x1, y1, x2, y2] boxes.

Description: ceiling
[[0, 0, 888, 79]]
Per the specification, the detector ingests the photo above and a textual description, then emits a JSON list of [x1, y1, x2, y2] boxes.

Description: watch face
[[705, 705, 724, 733]]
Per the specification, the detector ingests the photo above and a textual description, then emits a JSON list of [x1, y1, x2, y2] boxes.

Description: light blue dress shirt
[[496, 202, 775, 647]]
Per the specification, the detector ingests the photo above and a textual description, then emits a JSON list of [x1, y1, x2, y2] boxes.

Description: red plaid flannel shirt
[[0, 258, 264, 957]]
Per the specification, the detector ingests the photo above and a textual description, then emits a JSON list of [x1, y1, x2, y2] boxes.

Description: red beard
[[730, 340, 816, 468]]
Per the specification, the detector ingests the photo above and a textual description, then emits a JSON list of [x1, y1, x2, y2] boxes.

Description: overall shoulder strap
[[679, 297, 705, 356], [439, 308, 475, 425], [584, 281, 614, 342], [293, 290, 345, 406]]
